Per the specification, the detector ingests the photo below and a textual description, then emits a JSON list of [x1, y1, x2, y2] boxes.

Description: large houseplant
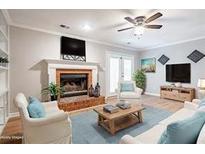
[[133, 69, 146, 92], [42, 82, 63, 101]]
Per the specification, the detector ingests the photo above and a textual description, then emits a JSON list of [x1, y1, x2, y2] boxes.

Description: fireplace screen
[[60, 74, 88, 97]]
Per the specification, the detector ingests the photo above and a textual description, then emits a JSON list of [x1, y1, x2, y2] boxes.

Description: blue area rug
[[70, 105, 172, 144]]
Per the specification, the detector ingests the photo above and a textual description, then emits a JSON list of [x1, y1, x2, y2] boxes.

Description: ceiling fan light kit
[[118, 12, 163, 38], [134, 26, 144, 36]]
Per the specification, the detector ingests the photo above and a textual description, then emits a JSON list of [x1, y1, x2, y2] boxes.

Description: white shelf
[[0, 46, 8, 56], [44, 59, 104, 71], [0, 65, 8, 71], [0, 27, 8, 42], [0, 89, 8, 109], [0, 89, 8, 96], [0, 10, 9, 126]]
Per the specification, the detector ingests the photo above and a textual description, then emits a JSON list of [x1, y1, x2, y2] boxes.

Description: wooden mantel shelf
[[43, 59, 104, 71]]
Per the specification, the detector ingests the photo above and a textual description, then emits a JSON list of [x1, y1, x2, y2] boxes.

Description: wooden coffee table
[[94, 104, 145, 135]]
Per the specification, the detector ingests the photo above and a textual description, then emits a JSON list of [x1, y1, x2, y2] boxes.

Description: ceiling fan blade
[[145, 12, 163, 23], [124, 17, 136, 24], [117, 27, 134, 32], [144, 25, 163, 29]]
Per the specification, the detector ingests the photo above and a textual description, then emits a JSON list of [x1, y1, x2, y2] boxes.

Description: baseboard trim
[[144, 92, 160, 97], [8, 112, 19, 118]]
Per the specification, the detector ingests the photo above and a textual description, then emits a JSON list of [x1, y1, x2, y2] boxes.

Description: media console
[[160, 86, 195, 102]]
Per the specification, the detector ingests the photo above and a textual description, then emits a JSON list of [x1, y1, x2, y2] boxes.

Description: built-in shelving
[[0, 89, 8, 97], [0, 45, 8, 55], [0, 66, 8, 71], [0, 9, 9, 126], [0, 28, 8, 42], [0, 47, 7, 55]]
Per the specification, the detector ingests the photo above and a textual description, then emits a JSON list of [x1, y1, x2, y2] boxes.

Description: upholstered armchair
[[117, 81, 143, 100], [15, 93, 72, 144]]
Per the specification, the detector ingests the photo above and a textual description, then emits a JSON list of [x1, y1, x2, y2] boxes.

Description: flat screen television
[[61, 36, 86, 57], [166, 63, 191, 83]]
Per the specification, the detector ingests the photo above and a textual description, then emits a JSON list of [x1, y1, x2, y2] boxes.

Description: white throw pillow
[[197, 124, 205, 144]]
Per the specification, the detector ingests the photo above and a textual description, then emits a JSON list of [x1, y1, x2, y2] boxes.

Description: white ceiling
[[7, 9, 205, 51]]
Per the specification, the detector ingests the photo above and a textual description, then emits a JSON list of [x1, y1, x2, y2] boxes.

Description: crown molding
[[10, 23, 137, 51], [139, 35, 205, 51], [12, 22, 205, 52], [9, 23, 205, 52]]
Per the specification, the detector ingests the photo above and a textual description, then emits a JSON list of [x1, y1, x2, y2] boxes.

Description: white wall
[[139, 39, 205, 96], [10, 26, 138, 113]]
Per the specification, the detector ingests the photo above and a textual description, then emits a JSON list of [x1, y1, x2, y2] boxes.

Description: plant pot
[[51, 95, 57, 101]]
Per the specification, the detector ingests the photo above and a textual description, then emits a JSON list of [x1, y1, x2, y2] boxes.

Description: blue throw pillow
[[120, 83, 135, 92], [158, 111, 205, 144], [27, 96, 46, 118]]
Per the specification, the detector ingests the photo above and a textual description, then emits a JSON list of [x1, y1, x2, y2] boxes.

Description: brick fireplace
[[56, 69, 92, 97]]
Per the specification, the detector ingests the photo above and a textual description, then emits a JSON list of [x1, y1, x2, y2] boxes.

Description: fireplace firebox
[[56, 69, 92, 97], [60, 74, 88, 97]]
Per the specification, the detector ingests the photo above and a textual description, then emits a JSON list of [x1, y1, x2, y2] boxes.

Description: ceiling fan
[[118, 12, 163, 36]]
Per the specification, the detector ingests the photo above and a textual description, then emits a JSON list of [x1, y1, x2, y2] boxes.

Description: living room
[[1, 2, 205, 149]]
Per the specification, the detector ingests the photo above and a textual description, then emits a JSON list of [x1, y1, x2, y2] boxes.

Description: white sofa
[[15, 93, 72, 144], [120, 99, 205, 144], [117, 81, 143, 100]]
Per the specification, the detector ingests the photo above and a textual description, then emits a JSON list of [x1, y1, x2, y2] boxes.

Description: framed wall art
[[141, 58, 156, 73]]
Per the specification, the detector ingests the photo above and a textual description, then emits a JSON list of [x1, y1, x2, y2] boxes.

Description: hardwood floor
[[0, 95, 184, 144], [137, 95, 184, 113], [0, 116, 22, 144]]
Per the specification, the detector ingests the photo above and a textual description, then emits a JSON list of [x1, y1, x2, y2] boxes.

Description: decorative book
[[116, 102, 131, 110], [103, 105, 119, 113]]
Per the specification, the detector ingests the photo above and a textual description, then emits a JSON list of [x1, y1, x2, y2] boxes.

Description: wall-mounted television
[[166, 63, 191, 83], [61, 36, 86, 61]]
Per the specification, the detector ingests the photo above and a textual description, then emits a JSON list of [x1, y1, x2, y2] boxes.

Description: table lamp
[[197, 78, 205, 99]]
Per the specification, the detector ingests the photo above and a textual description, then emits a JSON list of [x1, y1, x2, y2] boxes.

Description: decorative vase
[[94, 82, 100, 97], [88, 84, 94, 97]]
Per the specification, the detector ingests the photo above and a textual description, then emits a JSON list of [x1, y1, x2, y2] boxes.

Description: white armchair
[[15, 93, 72, 144], [117, 81, 143, 100]]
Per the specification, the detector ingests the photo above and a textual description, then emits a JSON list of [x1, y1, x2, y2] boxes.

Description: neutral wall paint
[[10, 26, 138, 113], [139, 39, 205, 96]]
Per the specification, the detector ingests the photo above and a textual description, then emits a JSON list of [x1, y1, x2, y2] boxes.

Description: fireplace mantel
[[43, 59, 104, 71]]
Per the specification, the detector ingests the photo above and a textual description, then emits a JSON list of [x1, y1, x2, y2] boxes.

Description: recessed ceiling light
[[60, 24, 70, 29], [82, 24, 91, 31]]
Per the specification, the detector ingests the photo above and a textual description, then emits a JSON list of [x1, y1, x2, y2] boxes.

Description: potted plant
[[133, 69, 146, 92], [42, 82, 63, 101]]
